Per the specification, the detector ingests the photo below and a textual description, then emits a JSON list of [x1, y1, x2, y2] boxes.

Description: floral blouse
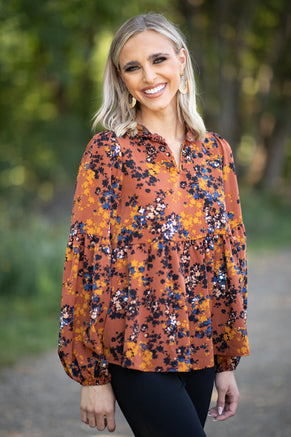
[[58, 125, 250, 386]]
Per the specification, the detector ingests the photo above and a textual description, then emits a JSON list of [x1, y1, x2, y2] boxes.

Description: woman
[[58, 13, 249, 437]]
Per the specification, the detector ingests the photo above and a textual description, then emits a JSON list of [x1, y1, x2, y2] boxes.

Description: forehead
[[119, 30, 176, 62]]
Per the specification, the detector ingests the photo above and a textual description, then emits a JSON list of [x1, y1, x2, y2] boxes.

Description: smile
[[143, 84, 166, 95]]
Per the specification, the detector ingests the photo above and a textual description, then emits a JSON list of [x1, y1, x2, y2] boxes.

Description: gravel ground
[[0, 249, 290, 437]]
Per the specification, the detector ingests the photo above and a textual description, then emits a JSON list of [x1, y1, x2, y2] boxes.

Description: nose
[[142, 65, 157, 83]]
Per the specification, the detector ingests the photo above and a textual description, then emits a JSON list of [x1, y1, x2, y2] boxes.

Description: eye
[[153, 56, 167, 64], [124, 65, 140, 72]]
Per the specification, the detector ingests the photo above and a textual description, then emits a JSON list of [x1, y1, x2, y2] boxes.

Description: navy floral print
[[58, 125, 249, 385]]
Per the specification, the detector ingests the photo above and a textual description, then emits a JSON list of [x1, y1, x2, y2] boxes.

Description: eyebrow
[[122, 52, 170, 71]]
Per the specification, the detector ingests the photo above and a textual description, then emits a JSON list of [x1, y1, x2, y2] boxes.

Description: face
[[118, 30, 186, 117]]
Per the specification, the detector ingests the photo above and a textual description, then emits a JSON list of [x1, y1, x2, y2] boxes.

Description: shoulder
[[203, 131, 233, 160], [75, 131, 120, 178], [88, 129, 117, 151], [83, 129, 122, 161]]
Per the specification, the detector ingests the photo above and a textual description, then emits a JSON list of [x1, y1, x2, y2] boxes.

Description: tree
[[177, 0, 291, 190]]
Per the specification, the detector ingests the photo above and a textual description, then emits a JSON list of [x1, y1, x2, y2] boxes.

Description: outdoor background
[[0, 0, 290, 390]]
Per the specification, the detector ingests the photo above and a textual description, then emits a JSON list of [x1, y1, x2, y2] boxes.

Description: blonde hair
[[92, 13, 206, 141]]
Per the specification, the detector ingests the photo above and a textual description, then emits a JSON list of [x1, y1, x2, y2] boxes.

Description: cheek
[[166, 63, 181, 84], [121, 76, 139, 94], [174, 71, 181, 84], [170, 69, 181, 89]]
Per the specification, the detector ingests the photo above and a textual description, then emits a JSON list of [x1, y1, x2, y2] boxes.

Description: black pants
[[109, 364, 215, 437]]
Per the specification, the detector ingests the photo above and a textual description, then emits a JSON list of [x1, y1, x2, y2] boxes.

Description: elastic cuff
[[81, 372, 111, 386], [214, 355, 241, 372]]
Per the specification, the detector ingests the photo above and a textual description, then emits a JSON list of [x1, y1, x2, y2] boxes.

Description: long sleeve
[[213, 135, 249, 372], [58, 131, 121, 385]]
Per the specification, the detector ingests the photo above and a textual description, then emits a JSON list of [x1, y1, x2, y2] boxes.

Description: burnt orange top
[[58, 125, 249, 385]]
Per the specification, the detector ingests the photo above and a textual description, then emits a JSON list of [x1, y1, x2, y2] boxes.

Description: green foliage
[[241, 190, 291, 250], [0, 214, 67, 366], [0, 214, 67, 297], [0, 293, 60, 367]]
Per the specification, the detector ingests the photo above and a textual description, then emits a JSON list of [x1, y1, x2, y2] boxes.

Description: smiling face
[[118, 30, 186, 119]]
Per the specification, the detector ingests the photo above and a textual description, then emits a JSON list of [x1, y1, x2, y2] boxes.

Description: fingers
[[216, 384, 226, 417], [96, 412, 106, 431], [80, 407, 88, 425], [80, 405, 97, 428], [96, 406, 116, 432], [209, 397, 238, 421], [106, 410, 116, 433], [81, 408, 116, 431]]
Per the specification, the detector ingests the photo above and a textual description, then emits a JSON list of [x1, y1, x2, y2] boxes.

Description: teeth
[[144, 84, 165, 94]]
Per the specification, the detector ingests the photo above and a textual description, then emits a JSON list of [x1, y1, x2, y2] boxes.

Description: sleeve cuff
[[80, 366, 111, 386], [214, 355, 241, 372]]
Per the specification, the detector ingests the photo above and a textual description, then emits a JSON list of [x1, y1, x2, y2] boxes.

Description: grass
[[0, 190, 290, 368]]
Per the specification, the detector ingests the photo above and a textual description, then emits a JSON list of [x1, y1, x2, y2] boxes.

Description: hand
[[80, 383, 116, 432], [209, 371, 239, 421]]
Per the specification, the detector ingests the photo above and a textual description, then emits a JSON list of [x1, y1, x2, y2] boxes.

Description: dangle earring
[[128, 94, 137, 109], [179, 73, 189, 95]]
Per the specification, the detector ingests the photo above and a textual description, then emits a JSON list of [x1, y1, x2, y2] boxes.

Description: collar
[[136, 123, 197, 145]]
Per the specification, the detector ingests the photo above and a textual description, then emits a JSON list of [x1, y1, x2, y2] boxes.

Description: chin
[[143, 98, 176, 113]]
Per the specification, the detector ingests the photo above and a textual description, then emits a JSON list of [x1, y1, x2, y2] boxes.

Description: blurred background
[[0, 0, 290, 367]]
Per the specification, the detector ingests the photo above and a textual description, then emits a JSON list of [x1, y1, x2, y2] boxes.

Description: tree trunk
[[260, 122, 290, 191]]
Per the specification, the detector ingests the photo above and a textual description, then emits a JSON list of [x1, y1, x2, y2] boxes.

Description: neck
[[137, 106, 185, 144], [137, 104, 186, 169]]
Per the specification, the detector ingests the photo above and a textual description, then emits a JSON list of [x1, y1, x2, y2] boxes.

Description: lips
[[143, 84, 166, 95]]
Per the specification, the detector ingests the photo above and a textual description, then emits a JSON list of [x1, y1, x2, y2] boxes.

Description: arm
[[212, 134, 249, 372], [58, 132, 122, 431], [210, 135, 249, 420], [58, 132, 113, 385]]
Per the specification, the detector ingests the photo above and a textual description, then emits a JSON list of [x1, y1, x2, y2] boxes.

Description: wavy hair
[[92, 13, 206, 140]]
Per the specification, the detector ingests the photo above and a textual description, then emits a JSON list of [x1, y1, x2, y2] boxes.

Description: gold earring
[[128, 94, 137, 109], [179, 74, 189, 95]]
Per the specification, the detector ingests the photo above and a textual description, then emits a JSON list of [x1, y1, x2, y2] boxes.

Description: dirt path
[[0, 249, 290, 437]]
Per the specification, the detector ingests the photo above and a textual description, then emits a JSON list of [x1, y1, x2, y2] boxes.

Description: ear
[[178, 48, 187, 74]]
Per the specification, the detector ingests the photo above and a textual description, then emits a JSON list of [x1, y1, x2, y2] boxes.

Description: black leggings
[[109, 364, 215, 437]]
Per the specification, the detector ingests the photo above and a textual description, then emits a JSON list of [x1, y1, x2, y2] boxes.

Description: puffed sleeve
[[213, 135, 250, 372], [58, 130, 121, 385]]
